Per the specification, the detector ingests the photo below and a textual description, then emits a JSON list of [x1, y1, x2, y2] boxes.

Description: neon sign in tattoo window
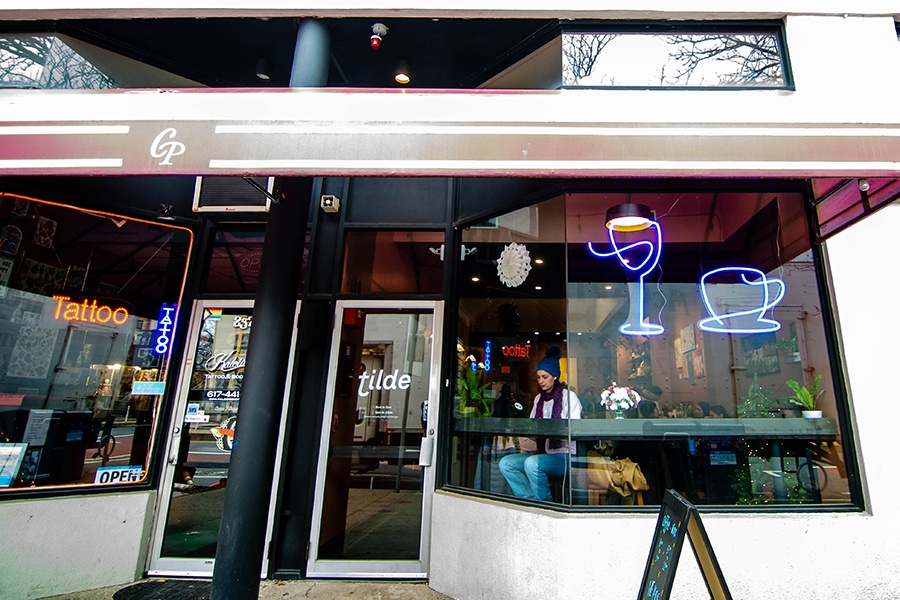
[[153, 304, 177, 356]]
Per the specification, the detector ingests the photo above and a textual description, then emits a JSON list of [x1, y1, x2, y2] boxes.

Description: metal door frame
[[306, 300, 444, 579], [146, 298, 301, 577]]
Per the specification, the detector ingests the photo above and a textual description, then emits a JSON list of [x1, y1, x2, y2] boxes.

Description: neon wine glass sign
[[697, 267, 785, 334], [587, 221, 665, 336]]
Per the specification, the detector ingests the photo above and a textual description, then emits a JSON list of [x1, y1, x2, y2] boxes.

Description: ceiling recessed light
[[471, 276, 480, 282], [604, 285, 613, 290], [535, 285, 542, 291], [534, 258, 544, 265]]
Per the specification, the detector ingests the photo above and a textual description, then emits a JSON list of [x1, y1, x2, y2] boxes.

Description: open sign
[[94, 466, 144, 484]]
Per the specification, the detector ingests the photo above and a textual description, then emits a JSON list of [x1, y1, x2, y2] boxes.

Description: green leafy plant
[[459, 356, 493, 417], [785, 374, 824, 411]]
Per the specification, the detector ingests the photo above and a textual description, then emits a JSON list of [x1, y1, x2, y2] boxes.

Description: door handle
[[418, 436, 434, 467]]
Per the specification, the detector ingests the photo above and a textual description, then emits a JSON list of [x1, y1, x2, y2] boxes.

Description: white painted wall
[[429, 207, 900, 600], [0, 491, 156, 600]]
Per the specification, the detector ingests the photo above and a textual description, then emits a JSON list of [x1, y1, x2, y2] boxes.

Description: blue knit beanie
[[535, 345, 562, 379]]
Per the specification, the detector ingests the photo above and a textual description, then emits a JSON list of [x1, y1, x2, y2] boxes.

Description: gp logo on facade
[[150, 127, 186, 165]]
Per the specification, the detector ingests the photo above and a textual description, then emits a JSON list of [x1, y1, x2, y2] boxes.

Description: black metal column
[[210, 18, 328, 600], [209, 184, 310, 600]]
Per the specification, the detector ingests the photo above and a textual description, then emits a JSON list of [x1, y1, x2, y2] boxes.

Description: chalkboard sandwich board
[[638, 489, 731, 600]]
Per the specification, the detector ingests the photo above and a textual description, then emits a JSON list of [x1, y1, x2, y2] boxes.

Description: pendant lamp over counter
[[605, 196, 654, 231]]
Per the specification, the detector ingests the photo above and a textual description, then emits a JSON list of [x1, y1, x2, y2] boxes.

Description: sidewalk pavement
[[40, 578, 455, 600]]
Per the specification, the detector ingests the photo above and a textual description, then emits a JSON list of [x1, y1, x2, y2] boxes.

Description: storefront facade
[[1, 4, 900, 599]]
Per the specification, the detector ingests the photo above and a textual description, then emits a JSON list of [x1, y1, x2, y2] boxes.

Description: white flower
[[496, 242, 532, 287], [600, 381, 641, 412]]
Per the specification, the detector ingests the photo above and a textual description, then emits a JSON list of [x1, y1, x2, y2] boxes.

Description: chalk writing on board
[[639, 491, 689, 600], [638, 489, 732, 600]]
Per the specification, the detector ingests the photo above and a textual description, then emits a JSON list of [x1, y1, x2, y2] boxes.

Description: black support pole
[[209, 184, 311, 600], [210, 18, 328, 600]]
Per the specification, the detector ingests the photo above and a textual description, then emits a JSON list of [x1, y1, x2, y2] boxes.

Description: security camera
[[320, 195, 341, 213], [370, 22, 388, 49]]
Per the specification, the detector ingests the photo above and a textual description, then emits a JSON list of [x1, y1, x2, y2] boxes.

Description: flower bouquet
[[600, 383, 641, 419]]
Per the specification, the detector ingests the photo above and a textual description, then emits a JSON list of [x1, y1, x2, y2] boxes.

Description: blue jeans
[[498, 452, 568, 501]]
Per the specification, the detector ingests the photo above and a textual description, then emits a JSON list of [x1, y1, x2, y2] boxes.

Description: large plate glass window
[[0, 193, 190, 494], [448, 185, 857, 509]]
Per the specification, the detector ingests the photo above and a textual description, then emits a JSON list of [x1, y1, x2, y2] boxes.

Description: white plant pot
[[802, 410, 823, 419]]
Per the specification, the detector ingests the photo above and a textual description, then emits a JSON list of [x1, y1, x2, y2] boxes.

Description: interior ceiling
[[35, 17, 558, 89]]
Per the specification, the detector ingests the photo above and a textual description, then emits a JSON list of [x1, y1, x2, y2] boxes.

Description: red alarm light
[[370, 23, 388, 50]]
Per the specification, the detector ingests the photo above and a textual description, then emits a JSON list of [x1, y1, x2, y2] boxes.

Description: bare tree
[[664, 34, 784, 87], [562, 33, 618, 86], [0, 35, 115, 89], [0, 35, 53, 87]]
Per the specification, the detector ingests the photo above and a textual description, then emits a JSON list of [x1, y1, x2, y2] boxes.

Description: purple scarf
[[534, 383, 565, 452]]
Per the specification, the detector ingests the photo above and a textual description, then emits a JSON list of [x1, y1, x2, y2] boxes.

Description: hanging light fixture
[[394, 59, 411, 85], [605, 194, 654, 231], [255, 58, 272, 81]]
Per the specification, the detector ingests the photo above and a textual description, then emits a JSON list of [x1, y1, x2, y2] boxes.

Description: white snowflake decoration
[[497, 242, 532, 287]]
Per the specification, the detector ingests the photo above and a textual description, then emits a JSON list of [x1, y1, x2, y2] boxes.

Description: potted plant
[[458, 355, 493, 417], [786, 374, 824, 419]]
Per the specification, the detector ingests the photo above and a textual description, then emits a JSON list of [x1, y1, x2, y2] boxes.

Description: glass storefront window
[[342, 230, 444, 295], [562, 24, 788, 89], [202, 227, 308, 295], [448, 188, 854, 509], [0, 34, 117, 89], [0, 194, 191, 492]]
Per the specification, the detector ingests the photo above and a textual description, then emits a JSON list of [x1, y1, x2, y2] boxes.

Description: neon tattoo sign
[[697, 267, 785, 334], [53, 295, 129, 325], [153, 304, 176, 356], [587, 221, 665, 336]]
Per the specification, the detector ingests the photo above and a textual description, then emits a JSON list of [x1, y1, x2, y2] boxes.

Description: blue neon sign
[[697, 267, 785, 334], [153, 304, 177, 356], [588, 221, 665, 336]]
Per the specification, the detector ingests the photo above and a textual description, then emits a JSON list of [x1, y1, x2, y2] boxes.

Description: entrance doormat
[[113, 579, 212, 600]]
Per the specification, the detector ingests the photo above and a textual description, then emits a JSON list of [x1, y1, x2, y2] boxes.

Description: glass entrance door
[[147, 299, 299, 576], [307, 301, 443, 578]]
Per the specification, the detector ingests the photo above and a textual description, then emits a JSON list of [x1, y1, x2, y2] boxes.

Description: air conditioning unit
[[192, 176, 274, 213]]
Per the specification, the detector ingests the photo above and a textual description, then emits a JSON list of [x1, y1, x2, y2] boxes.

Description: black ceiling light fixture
[[255, 58, 271, 81], [605, 194, 654, 231]]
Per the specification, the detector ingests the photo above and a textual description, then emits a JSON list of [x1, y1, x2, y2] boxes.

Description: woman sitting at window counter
[[499, 345, 582, 501]]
